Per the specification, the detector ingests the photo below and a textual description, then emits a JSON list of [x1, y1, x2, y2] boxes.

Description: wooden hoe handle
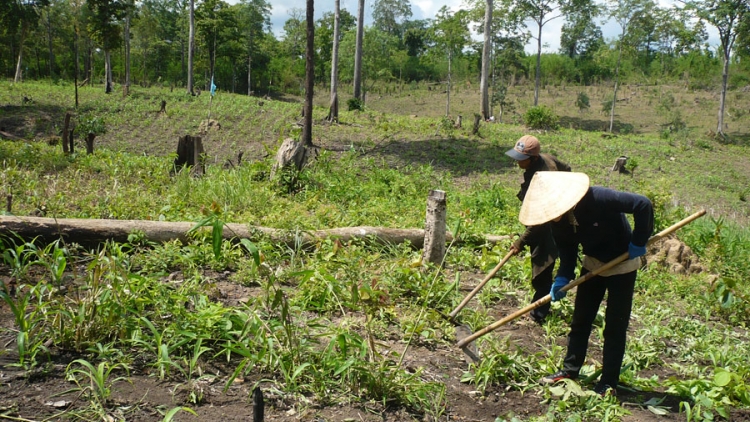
[[449, 249, 516, 319]]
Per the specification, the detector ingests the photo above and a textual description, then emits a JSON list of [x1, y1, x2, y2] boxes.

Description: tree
[[327, 0, 341, 122], [237, 0, 270, 95], [372, 0, 412, 40], [479, 0, 492, 120], [302, 0, 313, 146], [353, 0, 364, 102], [606, 0, 654, 132], [196, 0, 236, 92], [316, 9, 355, 84], [123, 0, 135, 93], [679, 0, 749, 137], [187, 0, 195, 94], [517, 0, 595, 105], [430, 6, 471, 116], [559, 7, 602, 59], [2, 0, 51, 82], [86, 0, 128, 93]]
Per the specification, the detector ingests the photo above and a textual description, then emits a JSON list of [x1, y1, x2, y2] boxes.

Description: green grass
[[1, 80, 749, 421]]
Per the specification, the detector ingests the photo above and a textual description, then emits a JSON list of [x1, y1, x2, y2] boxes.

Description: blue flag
[[210, 77, 217, 97]]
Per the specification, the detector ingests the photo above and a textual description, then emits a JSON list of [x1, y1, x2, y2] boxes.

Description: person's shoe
[[539, 370, 577, 384], [594, 383, 616, 397], [529, 310, 547, 325]]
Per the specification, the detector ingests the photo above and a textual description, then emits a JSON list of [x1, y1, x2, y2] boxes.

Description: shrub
[[347, 98, 364, 111], [523, 105, 559, 130], [575, 92, 590, 114]]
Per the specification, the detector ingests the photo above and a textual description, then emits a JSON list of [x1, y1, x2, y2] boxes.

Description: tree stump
[[612, 156, 629, 173], [422, 190, 447, 266], [454, 115, 462, 128], [472, 113, 482, 135], [62, 112, 71, 155], [85, 133, 96, 154], [174, 135, 205, 176], [270, 138, 309, 179]]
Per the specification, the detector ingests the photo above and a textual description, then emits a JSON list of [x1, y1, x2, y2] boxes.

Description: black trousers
[[562, 268, 636, 388], [530, 263, 554, 320]]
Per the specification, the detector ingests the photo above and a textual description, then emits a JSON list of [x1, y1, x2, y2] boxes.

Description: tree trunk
[[187, 0, 195, 95], [0, 215, 509, 251], [610, 35, 624, 133], [302, 0, 314, 146], [353, 0, 365, 100], [446, 50, 451, 117], [717, 54, 729, 135], [479, 0, 492, 120], [534, 19, 542, 106], [14, 22, 28, 83], [124, 13, 131, 95], [247, 53, 253, 96], [327, 0, 341, 122], [104, 49, 113, 94], [47, 11, 55, 78]]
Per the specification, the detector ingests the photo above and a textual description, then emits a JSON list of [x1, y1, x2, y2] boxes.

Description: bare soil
[[5, 263, 750, 422]]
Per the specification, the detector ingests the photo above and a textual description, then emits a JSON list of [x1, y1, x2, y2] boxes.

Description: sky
[[263, 0, 720, 55]]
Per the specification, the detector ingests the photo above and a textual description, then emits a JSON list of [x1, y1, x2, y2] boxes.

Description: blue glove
[[550, 276, 570, 301], [628, 242, 647, 260]]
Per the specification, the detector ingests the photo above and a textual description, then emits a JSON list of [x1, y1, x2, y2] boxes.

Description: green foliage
[[347, 97, 364, 111], [76, 115, 107, 137], [523, 105, 559, 130], [575, 92, 590, 113]]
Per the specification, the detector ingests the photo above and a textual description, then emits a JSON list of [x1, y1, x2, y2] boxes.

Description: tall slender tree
[[327, 0, 341, 122], [679, 0, 749, 137], [353, 0, 365, 103], [479, 0, 492, 120], [238, 0, 270, 96], [430, 6, 470, 117], [518, 0, 595, 105], [187, 0, 195, 94], [86, 0, 128, 93], [302, 0, 314, 146], [606, 0, 653, 132]]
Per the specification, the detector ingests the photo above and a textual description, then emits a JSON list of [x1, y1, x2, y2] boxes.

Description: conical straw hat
[[519, 172, 590, 226]]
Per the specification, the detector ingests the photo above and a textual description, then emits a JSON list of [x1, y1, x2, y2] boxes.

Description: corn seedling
[[65, 359, 130, 406], [0, 285, 50, 369]]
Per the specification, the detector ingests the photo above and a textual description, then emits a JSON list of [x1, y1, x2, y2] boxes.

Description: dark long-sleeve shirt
[[551, 187, 654, 280], [514, 154, 571, 277]]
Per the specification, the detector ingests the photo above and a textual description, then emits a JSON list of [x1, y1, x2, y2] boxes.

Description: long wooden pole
[[457, 209, 706, 349], [449, 249, 515, 320]]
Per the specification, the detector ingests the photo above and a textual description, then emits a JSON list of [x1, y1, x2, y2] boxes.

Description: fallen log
[[0, 215, 509, 249]]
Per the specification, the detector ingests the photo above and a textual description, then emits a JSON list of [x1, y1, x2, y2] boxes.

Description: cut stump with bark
[[422, 190, 447, 265], [270, 138, 309, 179], [174, 135, 205, 176]]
